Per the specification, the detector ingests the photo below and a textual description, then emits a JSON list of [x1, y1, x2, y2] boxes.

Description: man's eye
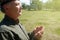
[[14, 3, 17, 6], [15, 3, 20, 5]]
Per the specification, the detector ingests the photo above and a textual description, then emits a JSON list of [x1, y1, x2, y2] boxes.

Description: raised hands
[[33, 26, 44, 40]]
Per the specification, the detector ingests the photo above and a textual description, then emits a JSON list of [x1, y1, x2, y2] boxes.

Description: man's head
[[0, 0, 22, 20], [1, 0, 15, 13]]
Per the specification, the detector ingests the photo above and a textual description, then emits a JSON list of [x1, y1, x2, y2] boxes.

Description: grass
[[0, 11, 4, 21], [0, 10, 60, 40]]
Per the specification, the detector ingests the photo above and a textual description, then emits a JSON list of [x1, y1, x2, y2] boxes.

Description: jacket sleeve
[[28, 32, 36, 40]]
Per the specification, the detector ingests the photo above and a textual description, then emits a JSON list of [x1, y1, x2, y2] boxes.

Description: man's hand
[[33, 26, 44, 40]]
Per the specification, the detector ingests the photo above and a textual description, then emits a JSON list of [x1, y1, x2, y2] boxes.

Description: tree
[[29, 0, 42, 10], [41, 0, 53, 10], [52, 0, 60, 11]]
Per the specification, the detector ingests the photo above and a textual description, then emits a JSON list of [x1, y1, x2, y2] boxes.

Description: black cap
[[0, 0, 14, 6], [0, 0, 14, 12]]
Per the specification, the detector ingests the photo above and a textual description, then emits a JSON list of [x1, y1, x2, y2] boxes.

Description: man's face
[[3, 0, 22, 18]]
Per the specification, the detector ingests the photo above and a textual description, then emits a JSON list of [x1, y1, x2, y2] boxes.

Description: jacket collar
[[0, 15, 19, 26]]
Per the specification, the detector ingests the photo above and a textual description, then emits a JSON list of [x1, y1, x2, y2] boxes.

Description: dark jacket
[[0, 15, 34, 40]]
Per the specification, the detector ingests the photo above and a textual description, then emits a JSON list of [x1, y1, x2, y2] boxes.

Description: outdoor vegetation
[[0, 0, 60, 40]]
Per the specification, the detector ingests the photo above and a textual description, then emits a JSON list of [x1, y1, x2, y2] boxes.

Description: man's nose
[[16, 5, 20, 9]]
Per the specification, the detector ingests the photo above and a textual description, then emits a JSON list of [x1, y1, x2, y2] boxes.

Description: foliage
[[43, 0, 60, 11], [22, 0, 42, 11], [30, 0, 42, 10], [52, 0, 60, 11], [22, 3, 29, 9], [22, 0, 60, 11]]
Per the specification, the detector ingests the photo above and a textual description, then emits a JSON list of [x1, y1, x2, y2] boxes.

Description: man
[[0, 0, 44, 40]]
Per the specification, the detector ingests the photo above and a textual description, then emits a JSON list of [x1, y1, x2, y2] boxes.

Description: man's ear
[[3, 4, 9, 11]]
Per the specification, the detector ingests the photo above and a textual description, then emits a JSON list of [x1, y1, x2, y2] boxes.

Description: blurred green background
[[0, 0, 60, 40]]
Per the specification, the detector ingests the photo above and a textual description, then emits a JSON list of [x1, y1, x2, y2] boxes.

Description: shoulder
[[0, 25, 14, 31], [0, 25, 7, 32]]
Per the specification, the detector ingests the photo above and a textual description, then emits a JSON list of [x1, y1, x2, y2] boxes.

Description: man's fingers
[[34, 31, 43, 40], [33, 26, 44, 34], [36, 26, 43, 30], [33, 26, 44, 40], [35, 31, 43, 37]]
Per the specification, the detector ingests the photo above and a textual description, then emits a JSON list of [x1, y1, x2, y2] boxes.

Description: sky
[[20, 0, 30, 5], [20, 0, 49, 5]]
